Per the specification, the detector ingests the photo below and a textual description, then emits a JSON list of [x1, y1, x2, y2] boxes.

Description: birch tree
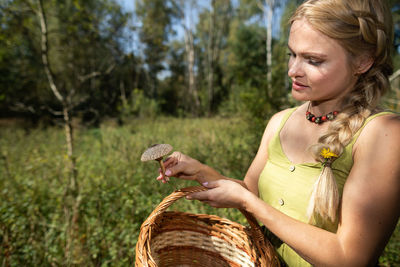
[[257, 0, 281, 97], [200, 0, 231, 114], [136, 0, 174, 100], [172, 0, 200, 115], [33, 0, 118, 263]]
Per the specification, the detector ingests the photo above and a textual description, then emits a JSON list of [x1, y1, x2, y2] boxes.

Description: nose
[[288, 57, 304, 78]]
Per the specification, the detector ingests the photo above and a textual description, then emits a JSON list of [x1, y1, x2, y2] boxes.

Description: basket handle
[[141, 185, 279, 266]]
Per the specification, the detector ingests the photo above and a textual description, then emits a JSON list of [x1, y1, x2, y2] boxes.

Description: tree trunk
[[184, 26, 200, 115], [207, 0, 216, 115], [36, 0, 81, 263], [266, 0, 273, 93], [258, 0, 275, 98]]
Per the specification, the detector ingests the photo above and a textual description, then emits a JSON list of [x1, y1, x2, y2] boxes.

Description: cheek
[[307, 64, 343, 87], [305, 67, 330, 86], [309, 66, 354, 96]]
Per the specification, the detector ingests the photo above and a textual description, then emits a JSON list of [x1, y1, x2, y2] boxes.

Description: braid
[[291, 0, 393, 224]]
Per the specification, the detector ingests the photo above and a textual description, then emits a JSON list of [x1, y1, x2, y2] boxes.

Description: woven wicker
[[135, 186, 280, 267]]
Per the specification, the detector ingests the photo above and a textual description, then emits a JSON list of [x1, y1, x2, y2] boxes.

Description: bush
[[0, 117, 398, 266]]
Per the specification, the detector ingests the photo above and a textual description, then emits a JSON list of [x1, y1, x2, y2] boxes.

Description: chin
[[291, 89, 310, 102]]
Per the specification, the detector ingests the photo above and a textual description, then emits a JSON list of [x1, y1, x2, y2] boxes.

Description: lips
[[292, 80, 309, 91]]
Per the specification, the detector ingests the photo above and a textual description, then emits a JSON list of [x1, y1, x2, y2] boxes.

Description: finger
[[170, 151, 183, 159], [157, 174, 170, 183], [163, 156, 177, 168], [202, 180, 219, 189], [157, 169, 166, 180], [165, 162, 187, 177], [186, 190, 210, 201], [204, 201, 220, 208], [175, 174, 196, 181], [164, 151, 182, 163]]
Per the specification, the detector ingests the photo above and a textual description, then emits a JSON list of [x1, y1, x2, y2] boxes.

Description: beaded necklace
[[306, 102, 339, 124]]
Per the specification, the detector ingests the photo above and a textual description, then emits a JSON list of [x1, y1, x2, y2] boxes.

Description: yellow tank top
[[258, 107, 392, 267]]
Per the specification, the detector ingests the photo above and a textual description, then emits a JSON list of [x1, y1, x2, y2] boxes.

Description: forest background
[[1, 0, 399, 266]]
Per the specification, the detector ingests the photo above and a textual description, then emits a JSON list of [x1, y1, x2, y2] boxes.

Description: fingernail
[[202, 182, 208, 187], [186, 195, 192, 199], [165, 169, 171, 176]]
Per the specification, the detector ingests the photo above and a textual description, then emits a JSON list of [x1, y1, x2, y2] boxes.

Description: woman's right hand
[[156, 151, 217, 184]]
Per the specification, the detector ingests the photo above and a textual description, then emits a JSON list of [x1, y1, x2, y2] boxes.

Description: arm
[[191, 114, 400, 266]]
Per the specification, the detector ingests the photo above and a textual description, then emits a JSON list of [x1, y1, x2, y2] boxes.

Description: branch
[[257, 0, 267, 13], [77, 63, 116, 82], [70, 95, 90, 109], [389, 68, 400, 82], [21, 0, 38, 13], [10, 102, 36, 113], [36, 0, 64, 103], [40, 105, 63, 116]]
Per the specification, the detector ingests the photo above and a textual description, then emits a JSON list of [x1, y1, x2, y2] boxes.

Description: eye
[[308, 58, 323, 66], [287, 52, 296, 58]]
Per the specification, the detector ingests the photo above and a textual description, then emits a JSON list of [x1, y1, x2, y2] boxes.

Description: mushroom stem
[[156, 158, 166, 176]]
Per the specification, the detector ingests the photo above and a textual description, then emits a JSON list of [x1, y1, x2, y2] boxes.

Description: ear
[[355, 54, 374, 75]]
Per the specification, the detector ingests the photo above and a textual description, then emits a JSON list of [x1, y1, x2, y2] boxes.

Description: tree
[[196, 0, 232, 115], [0, 0, 48, 121], [136, 0, 174, 100], [171, 0, 201, 115], [14, 0, 128, 263], [238, 0, 288, 100]]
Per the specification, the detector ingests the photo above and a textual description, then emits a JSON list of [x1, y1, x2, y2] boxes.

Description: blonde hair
[[290, 0, 394, 224]]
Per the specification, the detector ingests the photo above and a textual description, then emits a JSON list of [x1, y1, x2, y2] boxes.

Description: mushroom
[[141, 144, 173, 182]]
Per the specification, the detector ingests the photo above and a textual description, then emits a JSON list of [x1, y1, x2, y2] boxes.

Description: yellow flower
[[320, 148, 338, 159]]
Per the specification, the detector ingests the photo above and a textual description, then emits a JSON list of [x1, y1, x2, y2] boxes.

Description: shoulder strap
[[277, 107, 297, 133], [348, 111, 394, 147]]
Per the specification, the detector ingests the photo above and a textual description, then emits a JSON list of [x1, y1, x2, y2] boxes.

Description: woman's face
[[288, 19, 358, 104]]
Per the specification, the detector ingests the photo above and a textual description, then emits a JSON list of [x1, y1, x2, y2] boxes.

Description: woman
[[157, 0, 400, 266]]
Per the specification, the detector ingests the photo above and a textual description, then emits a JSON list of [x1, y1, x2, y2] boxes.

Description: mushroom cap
[[140, 144, 173, 161]]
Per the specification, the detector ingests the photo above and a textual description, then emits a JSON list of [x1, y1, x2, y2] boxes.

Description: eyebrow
[[287, 45, 328, 59]]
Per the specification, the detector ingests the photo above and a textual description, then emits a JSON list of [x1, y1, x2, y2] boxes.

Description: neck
[[309, 99, 341, 116]]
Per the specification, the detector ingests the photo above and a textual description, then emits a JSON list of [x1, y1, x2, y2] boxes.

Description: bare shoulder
[[256, 107, 297, 159], [351, 112, 400, 201], [264, 107, 296, 136], [355, 113, 400, 150]]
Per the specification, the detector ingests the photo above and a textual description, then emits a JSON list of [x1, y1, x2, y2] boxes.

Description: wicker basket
[[135, 186, 280, 267]]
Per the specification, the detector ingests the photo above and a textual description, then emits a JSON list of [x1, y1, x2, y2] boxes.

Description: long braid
[[291, 0, 393, 224]]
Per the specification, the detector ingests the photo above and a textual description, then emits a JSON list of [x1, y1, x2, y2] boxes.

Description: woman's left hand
[[186, 179, 251, 210]]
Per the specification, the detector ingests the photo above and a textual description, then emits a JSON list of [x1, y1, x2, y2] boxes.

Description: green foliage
[[0, 117, 256, 265], [0, 118, 400, 266], [1, 0, 398, 121], [220, 22, 268, 123], [0, 0, 129, 121], [379, 221, 400, 266], [136, 0, 175, 99], [0, 118, 399, 265], [120, 89, 159, 119]]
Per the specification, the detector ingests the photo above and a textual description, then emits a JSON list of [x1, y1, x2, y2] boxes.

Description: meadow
[[0, 117, 399, 266]]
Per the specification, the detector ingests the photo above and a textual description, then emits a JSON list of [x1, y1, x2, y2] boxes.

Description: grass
[[0, 116, 399, 266]]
